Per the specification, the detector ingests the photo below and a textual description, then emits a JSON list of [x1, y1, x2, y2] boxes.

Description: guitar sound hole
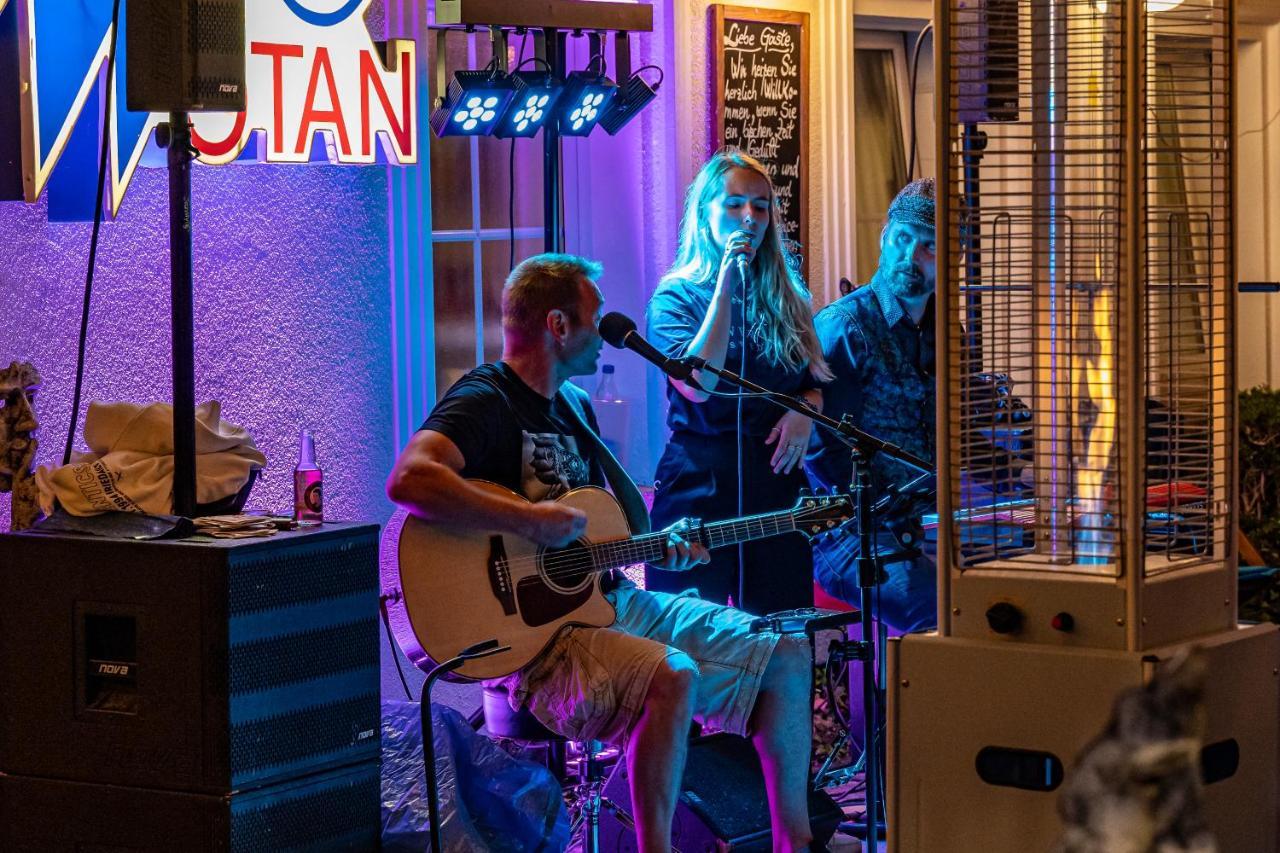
[[540, 542, 594, 591]]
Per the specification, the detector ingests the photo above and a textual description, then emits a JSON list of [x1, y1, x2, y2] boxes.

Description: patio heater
[[887, 1, 1279, 850]]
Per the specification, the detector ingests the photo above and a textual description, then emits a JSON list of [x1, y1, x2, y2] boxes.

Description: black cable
[[509, 139, 517, 271], [63, 0, 123, 466], [629, 64, 665, 88], [512, 56, 552, 73], [702, 385, 786, 401], [906, 23, 933, 183], [380, 594, 414, 701], [509, 33, 528, 272], [735, 282, 747, 610]]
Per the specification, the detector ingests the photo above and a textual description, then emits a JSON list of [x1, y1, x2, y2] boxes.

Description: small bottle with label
[[293, 430, 323, 526]]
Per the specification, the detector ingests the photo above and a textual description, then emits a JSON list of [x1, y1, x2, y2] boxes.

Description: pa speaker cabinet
[[596, 732, 842, 851], [886, 624, 1280, 853], [0, 759, 379, 852], [126, 0, 246, 112], [0, 523, 381, 793]]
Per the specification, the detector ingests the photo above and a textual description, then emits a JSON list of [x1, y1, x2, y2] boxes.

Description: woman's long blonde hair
[[663, 150, 832, 381]]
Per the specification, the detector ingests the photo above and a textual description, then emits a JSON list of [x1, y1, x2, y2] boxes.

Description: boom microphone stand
[[680, 354, 931, 851]]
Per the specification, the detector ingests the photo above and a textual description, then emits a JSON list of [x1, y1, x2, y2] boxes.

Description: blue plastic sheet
[[381, 700, 570, 852]]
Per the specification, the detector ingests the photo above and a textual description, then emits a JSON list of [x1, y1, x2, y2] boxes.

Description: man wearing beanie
[[805, 179, 940, 633]]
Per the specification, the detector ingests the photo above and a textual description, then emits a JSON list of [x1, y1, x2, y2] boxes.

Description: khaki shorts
[[495, 586, 797, 745]]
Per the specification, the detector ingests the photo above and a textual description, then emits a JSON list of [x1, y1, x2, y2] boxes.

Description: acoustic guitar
[[380, 481, 853, 680]]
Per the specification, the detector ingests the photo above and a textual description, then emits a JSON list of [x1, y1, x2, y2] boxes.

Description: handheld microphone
[[732, 230, 752, 285], [598, 312, 700, 386]]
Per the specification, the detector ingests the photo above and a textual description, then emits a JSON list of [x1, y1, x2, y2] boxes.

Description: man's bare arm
[[385, 430, 586, 547]]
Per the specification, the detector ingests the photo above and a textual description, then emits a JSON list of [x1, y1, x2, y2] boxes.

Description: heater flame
[[1075, 288, 1117, 564]]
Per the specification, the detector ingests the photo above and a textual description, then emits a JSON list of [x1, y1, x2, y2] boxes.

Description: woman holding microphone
[[645, 150, 831, 614]]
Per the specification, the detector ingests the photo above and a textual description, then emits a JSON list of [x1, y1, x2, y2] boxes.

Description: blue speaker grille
[[229, 620, 378, 696]]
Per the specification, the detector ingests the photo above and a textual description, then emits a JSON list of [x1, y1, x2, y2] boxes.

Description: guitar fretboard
[[586, 509, 799, 571]]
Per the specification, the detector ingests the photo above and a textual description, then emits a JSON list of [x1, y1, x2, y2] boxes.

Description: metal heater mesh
[[940, 0, 1233, 577]]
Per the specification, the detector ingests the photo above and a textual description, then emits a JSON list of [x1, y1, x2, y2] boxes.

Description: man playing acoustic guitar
[[387, 254, 819, 852]]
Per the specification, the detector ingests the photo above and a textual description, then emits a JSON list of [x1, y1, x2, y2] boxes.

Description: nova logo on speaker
[[9, 0, 417, 216]]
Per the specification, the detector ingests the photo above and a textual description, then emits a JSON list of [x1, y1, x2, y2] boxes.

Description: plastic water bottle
[[592, 365, 630, 466], [595, 364, 622, 402]]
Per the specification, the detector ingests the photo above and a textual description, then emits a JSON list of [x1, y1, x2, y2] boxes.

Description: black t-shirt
[[420, 362, 606, 501]]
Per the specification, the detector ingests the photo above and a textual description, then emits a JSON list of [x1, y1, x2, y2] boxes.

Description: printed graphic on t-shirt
[[521, 432, 589, 501]]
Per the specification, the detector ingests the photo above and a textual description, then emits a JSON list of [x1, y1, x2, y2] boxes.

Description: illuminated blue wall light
[[557, 71, 617, 137], [429, 70, 517, 137], [493, 71, 565, 138]]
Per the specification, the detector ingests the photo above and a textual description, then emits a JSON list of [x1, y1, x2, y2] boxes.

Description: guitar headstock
[[791, 493, 854, 540]]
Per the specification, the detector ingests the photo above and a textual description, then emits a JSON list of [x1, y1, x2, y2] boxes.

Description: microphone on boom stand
[[598, 312, 703, 389]]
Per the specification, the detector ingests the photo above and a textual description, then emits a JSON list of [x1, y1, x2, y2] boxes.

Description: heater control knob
[[986, 602, 1023, 635], [1051, 612, 1075, 632]]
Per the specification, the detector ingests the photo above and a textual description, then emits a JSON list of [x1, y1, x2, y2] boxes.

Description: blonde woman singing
[[646, 150, 832, 614]]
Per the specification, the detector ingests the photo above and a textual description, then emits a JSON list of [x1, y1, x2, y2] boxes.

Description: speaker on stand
[[125, 0, 247, 518]]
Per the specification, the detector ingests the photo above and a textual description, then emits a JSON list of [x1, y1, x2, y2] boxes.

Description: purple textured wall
[[0, 162, 394, 529]]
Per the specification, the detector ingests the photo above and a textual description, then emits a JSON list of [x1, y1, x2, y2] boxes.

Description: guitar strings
[[493, 499, 843, 582], [497, 519, 794, 580], [510, 516, 796, 577], [495, 514, 802, 583]]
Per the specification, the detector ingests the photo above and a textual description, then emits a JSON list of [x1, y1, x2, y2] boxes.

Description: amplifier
[[0, 760, 380, 852], [0, 523, 381, 793]]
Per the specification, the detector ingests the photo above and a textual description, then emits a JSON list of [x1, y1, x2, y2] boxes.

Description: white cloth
[[35, 401, 266, 517]]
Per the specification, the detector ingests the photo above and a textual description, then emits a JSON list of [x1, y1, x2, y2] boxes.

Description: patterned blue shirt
[[805, 276, 936, 502]]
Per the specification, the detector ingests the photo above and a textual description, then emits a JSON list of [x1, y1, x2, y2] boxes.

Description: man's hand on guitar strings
[[521, 501, 589, 548], [650, 518, 711, 572]]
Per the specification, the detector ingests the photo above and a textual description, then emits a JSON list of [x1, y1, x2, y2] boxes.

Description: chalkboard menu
[[712, 6, 809, 280]]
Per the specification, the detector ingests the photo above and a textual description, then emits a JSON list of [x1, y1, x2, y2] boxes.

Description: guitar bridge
[[487, 535, 517, 616]]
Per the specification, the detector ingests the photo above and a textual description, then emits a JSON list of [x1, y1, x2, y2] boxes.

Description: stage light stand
[[543, 28, 565, 252]]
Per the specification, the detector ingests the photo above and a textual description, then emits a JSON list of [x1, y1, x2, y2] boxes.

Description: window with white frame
[[427, 29, 547, 394]]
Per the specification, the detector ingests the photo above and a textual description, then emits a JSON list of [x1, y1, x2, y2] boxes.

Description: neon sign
[[13, 0, 417, 214]]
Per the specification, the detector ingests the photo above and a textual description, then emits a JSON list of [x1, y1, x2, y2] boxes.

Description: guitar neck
[[588, 509, 798, 571]]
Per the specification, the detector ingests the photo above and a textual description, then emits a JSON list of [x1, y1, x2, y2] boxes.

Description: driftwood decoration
[[0, 362, 42, 530]]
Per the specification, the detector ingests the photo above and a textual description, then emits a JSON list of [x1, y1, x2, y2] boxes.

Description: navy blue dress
[[645, 278, 820, 615]]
